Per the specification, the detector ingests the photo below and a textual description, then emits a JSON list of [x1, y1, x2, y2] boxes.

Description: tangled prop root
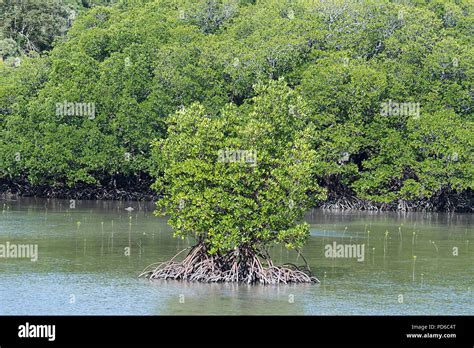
[[139, 244, 319, 284]]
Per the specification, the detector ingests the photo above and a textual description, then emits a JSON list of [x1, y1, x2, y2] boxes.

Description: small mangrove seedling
[[75, 221, 81, 253], [128, 218, 132, 249], [101, 222, 104, 256], [412, 255, 417, 282], [384, 230, 389, 258]]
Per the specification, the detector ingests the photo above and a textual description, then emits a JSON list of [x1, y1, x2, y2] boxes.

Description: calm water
[[0, 198, 472, 315]]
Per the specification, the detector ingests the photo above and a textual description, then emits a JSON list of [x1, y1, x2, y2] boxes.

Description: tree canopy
[[153, 79, 325, 254], [0, 0, 472, 211]]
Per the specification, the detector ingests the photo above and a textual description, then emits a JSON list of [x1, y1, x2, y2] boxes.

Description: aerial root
[[139, 244, 319, 284]]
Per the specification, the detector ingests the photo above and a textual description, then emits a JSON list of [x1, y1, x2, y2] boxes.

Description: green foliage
[[0, 0, 121, 60], [0, 0, 70, 54], [0, 38, 19, 59], [0, 0, 472, 214], [152, 80, 324, 253]]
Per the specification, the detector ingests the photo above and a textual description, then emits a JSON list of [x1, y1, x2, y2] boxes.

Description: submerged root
[[139, 244, 319, 284]]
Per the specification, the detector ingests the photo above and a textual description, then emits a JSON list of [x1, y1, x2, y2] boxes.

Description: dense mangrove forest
[[1, 0, 472, 212]]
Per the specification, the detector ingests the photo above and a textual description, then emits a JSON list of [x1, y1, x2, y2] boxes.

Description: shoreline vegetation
[[1, 178, 471, 212], [1, 0, 472, 284], [1, 1, 472, 218]]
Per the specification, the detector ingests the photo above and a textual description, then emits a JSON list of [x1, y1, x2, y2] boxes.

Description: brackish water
[[0, 198, 472, 315]]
